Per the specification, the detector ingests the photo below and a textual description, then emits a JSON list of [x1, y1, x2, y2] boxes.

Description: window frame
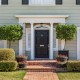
[[22, 0, 29, 5], [76, 0, 80, 5], [26, 28, 31, 51], [1, 0, 8, 5], [56, 0, 62, 5]]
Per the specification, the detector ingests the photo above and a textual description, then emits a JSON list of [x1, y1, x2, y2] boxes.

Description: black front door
[[35, 30, 49, 58]]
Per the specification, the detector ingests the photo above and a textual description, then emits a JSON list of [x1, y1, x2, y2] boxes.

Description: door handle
[[40, 45, 44, 47]]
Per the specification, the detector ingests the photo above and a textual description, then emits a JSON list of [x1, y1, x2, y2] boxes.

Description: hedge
[[67, 61, 80, 71], [0, 61, 18, 71], [0, 48, 15, 61]]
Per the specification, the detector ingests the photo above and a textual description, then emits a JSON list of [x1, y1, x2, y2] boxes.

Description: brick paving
[[23, 60, 59, 80]]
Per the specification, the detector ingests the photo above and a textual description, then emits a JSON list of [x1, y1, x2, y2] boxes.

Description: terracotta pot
[[16, 57, 27, 62], [18, 63, 26, 68], [58, 50, 69, 59]]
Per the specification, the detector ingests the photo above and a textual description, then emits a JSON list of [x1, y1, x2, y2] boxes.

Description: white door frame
[[34, 24, 50, 59]]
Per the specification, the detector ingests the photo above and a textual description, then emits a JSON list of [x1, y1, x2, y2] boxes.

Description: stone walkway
[[23, 60, 59, 80]]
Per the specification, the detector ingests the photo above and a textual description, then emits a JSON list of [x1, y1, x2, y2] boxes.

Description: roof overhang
[[15, 15, 69, 18], [15, 15, 69, 24]]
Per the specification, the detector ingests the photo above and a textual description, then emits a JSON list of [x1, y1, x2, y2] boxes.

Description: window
[[1, 0, 8, 5], [56, 0, 62, 5], [76, 0, 80, 5], [53, 28, 58, 51], [22, 0, 29, 5], [26, 28, 31, 50]]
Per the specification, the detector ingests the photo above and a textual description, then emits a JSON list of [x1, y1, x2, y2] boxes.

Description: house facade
[[0, 0, 80, 60]]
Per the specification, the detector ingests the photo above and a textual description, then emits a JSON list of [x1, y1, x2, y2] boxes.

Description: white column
[[77, 27, 80, 60], [4, 40, 7, 48], [31, 23, 34, 60], [19, 23, 24, 55], [49, 23, 53, 59]]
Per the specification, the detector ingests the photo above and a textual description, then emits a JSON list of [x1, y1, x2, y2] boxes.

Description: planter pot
[[56, 56, 68, 62], [58, 50, 69, 59], [19, 64, 26, 68], [16, 57, 27, 62]]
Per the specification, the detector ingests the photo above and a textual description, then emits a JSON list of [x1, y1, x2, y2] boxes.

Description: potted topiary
[[16, 55, 27, 62], [56, 24, 77, 59], [18, 62, 27, 68], [16, 55, 27, 68]]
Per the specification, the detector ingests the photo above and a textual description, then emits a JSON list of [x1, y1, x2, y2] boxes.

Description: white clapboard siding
[[29, 0, 55, 5]]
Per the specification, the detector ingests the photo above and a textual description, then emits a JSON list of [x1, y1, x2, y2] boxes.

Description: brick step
[[27, 60, 56, 65], [27, 69, 55, 72], [26, 65, 56, 72]]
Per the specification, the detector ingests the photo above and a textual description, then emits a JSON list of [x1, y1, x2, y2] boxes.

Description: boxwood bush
[[0, 61, 18, 71], [0, 48, 15, 61], [67, 61, 80, 71]]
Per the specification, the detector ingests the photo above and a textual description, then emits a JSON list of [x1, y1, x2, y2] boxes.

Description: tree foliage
[[56, 24, 77, 50], [0, 25, 23, 48]]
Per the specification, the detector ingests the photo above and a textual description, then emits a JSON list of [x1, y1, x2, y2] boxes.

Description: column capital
[[50, 22, 53, 24], [30, 22, 34, 26]]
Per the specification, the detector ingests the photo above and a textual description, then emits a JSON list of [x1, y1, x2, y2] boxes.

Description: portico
[[16, 15, 69, 60]]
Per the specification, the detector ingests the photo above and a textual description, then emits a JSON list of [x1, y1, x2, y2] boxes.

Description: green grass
[[0, 70, 26, 80], [58, 72, 80, 80]]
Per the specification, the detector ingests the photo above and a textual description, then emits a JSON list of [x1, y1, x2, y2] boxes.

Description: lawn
[[0, 70, 26, 80], [58, 72, 80, 80]]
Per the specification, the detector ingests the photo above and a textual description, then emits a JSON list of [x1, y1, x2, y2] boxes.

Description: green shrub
[[67, 61, 80, 71], [0, 61, 18, 71], [0, 48, 15, 61]]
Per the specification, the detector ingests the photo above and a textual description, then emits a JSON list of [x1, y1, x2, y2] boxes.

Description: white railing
[[29, 0, 55, 5]]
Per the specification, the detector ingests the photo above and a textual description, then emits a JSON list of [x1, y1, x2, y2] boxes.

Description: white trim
[[26, 28, 31, 51], [16, 16, 67, 24], [19, 23, 24, 55], [77, 27, 80, 60], [49, 23, 54, 59], [19, 39, 23, 55], [29, 0, 55, 6], [34, 24, 50, 29], [17, 15, 67, 59], [4, 40, 7, 48], [34, 24, 50, 59], [16, 15, 69, 18], [31, 23, 34, 60], [0, 0, 1, 6]]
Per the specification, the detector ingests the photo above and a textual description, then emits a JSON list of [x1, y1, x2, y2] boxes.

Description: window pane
[[53, 28, 56, 48], [22, 0, 29, 5], [76, 0, 80, 5], [28, 33, 31, 49], [56, 0, 62, 5], [26, 28, 31, 50], [1, 0, 8, 5]]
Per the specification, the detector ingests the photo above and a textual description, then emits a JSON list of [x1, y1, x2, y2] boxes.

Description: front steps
[[26, 60, 56, 72]]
